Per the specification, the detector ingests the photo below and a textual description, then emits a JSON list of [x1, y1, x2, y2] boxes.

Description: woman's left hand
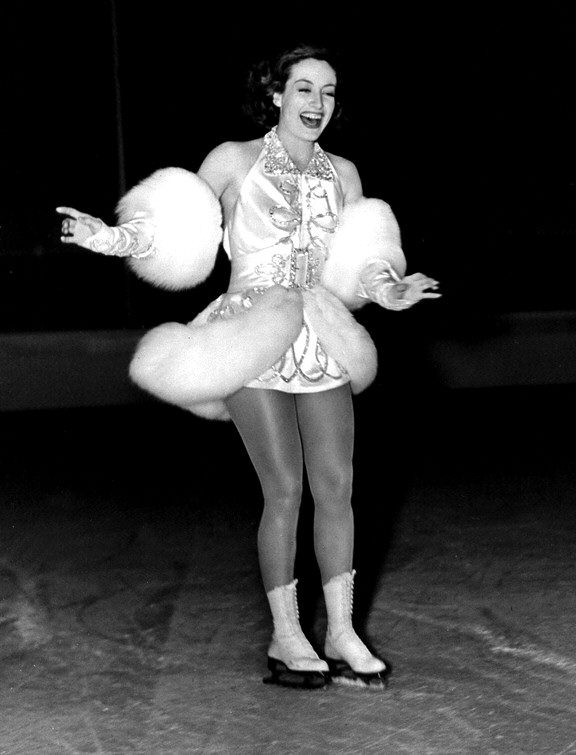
[[391, 273, 441, 304]]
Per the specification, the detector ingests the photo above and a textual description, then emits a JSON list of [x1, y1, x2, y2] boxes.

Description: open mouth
[[300, 112, 322, 129]]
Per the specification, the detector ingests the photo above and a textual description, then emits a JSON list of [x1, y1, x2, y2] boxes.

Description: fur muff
[[321, 198, 407, 310], [116, 168, 223, 291], [129, 286, 303, 420], [303, 287, 378, 394]]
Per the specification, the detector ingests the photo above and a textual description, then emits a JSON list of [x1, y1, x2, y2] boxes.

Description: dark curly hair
[[243, 43, 344, 130]]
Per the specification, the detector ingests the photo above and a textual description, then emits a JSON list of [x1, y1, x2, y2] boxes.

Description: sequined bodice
[[224, 128, 344, 294]]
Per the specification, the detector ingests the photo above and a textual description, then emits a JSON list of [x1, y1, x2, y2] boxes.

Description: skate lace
[[330, 571, 370, 650]]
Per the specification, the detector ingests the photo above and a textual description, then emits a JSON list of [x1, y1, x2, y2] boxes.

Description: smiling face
[[273, 58, 337, 145]]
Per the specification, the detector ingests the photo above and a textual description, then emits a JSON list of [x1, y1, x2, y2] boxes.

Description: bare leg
[[295, 385, 355, 584], [225, 387, 303, 593]]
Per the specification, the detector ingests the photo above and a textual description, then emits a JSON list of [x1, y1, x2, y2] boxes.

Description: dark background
[[1, 2, 575, 332]]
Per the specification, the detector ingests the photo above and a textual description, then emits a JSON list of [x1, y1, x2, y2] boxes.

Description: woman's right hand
[[56, 206, 104, 247]]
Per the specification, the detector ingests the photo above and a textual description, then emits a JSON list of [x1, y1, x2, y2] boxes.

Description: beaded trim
[[263, 127, 335, 182]]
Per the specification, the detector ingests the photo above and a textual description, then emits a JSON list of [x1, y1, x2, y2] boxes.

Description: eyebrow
[[294, 78, 337, 88]]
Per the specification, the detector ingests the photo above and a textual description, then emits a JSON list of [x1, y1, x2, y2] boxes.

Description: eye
[[298, 87, 311, 93]]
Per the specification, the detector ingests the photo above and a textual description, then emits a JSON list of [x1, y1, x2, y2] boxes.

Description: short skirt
[[207, 288, 350, 393], [129, 284, 377, 421]]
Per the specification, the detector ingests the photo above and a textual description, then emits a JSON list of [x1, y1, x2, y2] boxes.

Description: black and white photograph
[[1, 3, 575, 753]]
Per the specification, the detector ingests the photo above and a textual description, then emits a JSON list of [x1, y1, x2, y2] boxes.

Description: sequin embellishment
[[263, 127, 336, 181], [264, 134, 339, 291]]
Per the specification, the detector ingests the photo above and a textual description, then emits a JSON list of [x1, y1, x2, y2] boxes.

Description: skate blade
[[263, 659, 329, 689], [331, 674, 388, 689], [327, 659, 389, 690]]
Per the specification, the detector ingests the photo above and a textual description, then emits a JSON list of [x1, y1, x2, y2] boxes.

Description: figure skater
[[57, 42, 440, 689]]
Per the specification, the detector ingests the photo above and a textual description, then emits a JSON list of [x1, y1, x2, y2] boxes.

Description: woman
[[58, 43, 440, 689]]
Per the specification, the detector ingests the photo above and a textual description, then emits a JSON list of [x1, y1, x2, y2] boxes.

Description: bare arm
[[197, 142, 237, 199], [197, 140, 258, 217], [329, 154, 364, 206]]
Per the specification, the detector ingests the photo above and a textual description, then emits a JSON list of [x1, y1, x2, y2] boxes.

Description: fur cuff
[[129, 286, 303, 420], [117, 168, 223, 290], [321, 197, 406, 310]]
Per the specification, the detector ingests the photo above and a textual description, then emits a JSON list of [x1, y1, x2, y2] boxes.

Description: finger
[[61, 218, 76, 234], [407, 273, 439, 286], [56, 206, 82, 218]]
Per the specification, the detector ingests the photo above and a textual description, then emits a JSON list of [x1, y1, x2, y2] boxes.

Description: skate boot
[[263, 579, 329, 689], [323, 570, 388, 688]]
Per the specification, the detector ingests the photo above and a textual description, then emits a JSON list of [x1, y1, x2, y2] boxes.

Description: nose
[[308, 90, 322, 109]]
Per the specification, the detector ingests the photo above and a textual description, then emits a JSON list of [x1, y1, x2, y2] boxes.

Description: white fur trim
[[321, 197, 406, 310], [129, 286, 303, 420], [303, 287, 378, 394], [116, 168, 223, 290]]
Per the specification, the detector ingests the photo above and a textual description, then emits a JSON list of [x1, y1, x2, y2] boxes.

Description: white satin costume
[[116, 128, 409, 420]]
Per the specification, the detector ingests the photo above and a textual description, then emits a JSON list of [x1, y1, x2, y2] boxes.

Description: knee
[[262, 474, 303, 513], [312, 467, 353, 510]]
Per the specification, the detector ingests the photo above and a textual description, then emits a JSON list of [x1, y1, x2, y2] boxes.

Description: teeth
[[302, 113, 321, 120]]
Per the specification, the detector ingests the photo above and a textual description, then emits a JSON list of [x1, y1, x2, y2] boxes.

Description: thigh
[[225, 388, 303, 491], [295, 385, 355, 477]]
